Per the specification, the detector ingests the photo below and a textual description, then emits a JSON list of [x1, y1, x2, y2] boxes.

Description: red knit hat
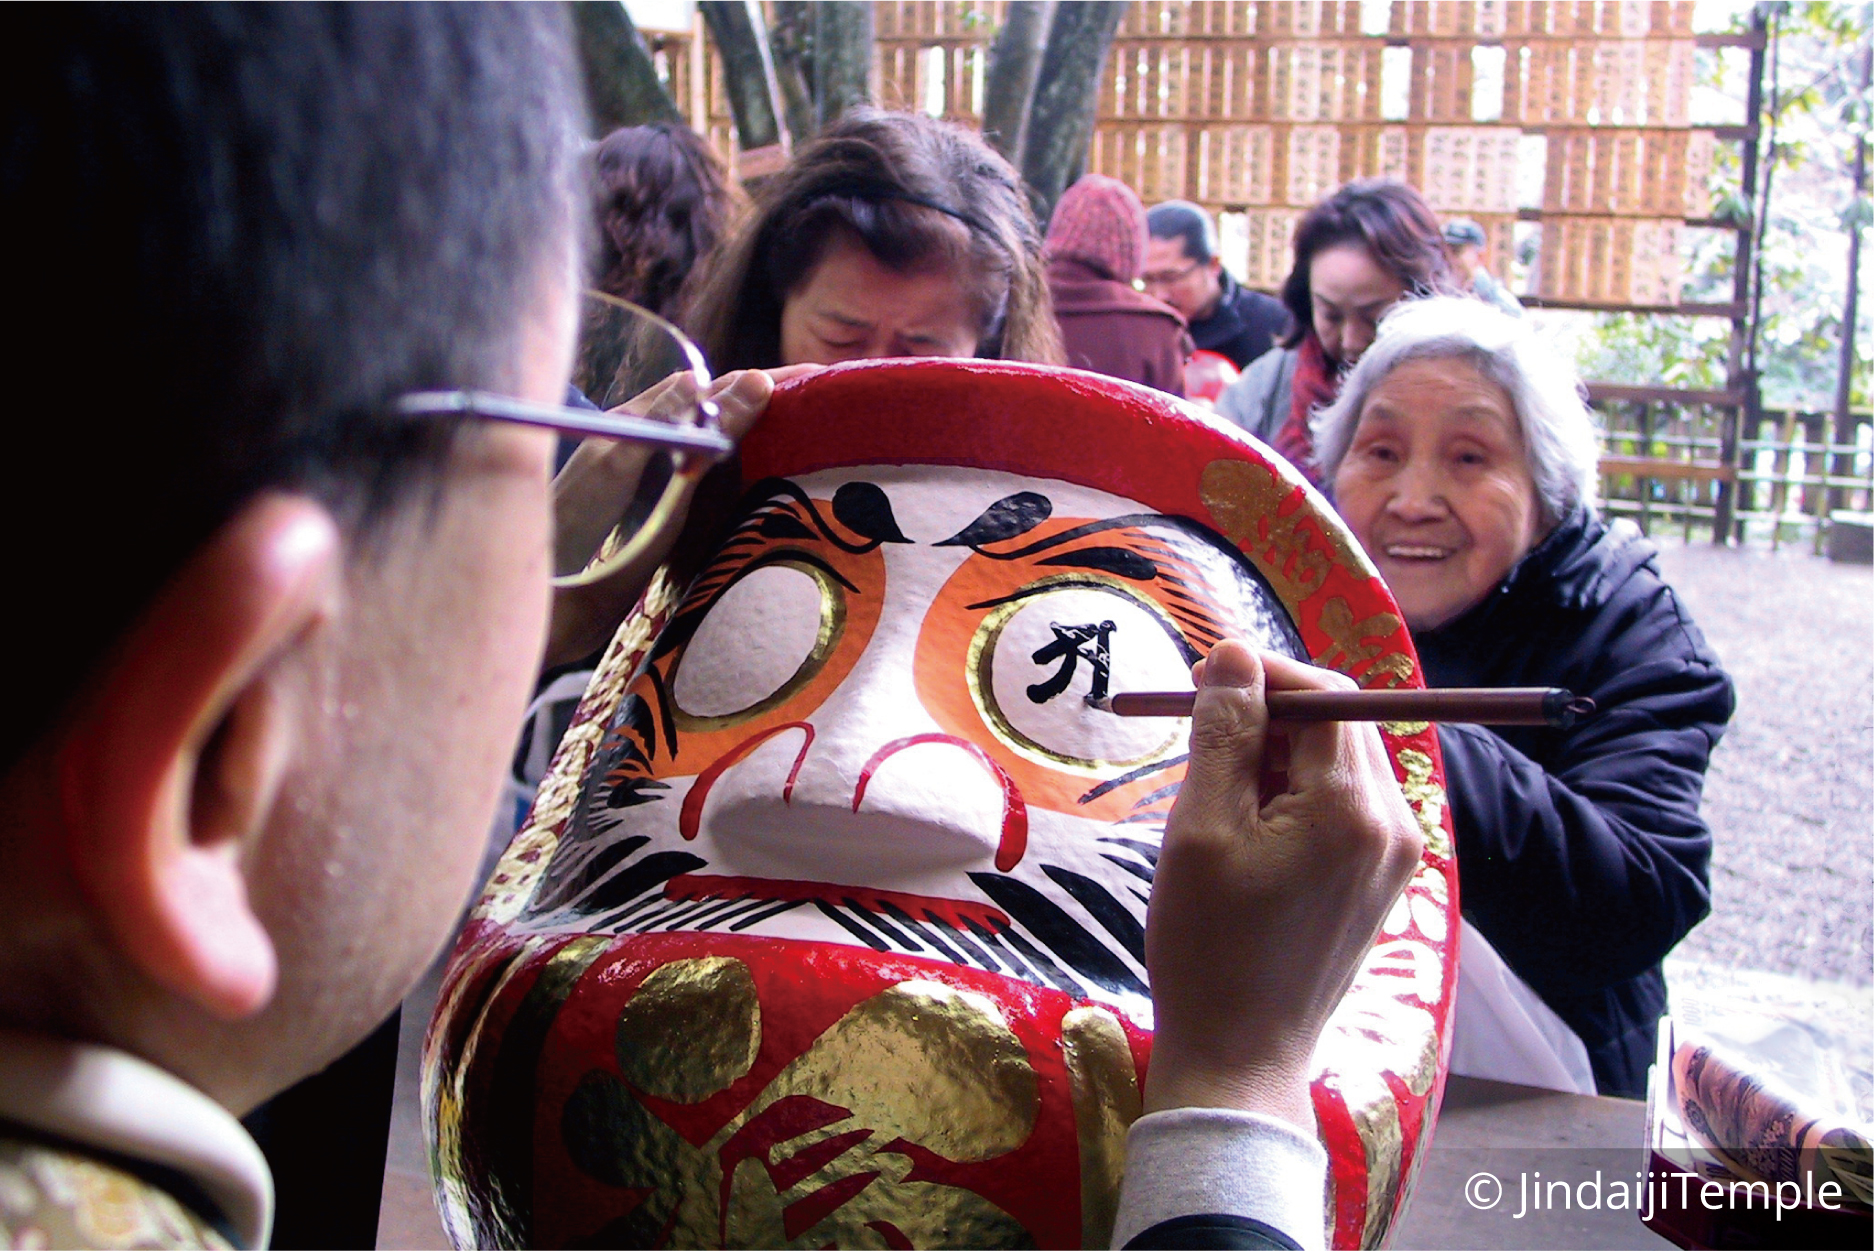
[[1044, 174, 1148, 282]]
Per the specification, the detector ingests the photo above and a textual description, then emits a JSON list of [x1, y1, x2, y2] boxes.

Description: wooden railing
[[1734, 411, 1875, 551], [1588, 383, 1873, 550]]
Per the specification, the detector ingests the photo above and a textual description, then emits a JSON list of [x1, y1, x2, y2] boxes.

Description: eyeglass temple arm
[[396, 391, 733, 456]]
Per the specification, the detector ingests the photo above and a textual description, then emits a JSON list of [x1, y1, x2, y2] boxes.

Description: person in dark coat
[[1045, 174, 1190, 396], [1144, 199, 1289, 370], [1312, 296, 1734, 1099]]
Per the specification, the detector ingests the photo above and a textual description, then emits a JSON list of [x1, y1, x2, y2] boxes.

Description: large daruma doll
[[425, 361, 1458, 1249]]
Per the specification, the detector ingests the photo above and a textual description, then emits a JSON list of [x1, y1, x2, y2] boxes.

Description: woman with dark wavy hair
[[590, 122, 736, 318], [683, 107, 1062, 371], [1218, 178, 1458, 482]]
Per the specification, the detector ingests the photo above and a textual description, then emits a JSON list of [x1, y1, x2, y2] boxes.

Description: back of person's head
[[4, 4, 582, 771], [1279, 179, 1456, 348], [1145, 199, 1218, 264], [684, 108, 1060, 370], [1045, 174, 1149, 283], [1311, 295, 1600, 524], [0, 4, 585, 1108], [591, 122, 735, 317]]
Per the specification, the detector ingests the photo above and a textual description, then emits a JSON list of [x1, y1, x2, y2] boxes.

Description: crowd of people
[[0, 7, 1732, 1251], [540, 104, 1733, 1099]]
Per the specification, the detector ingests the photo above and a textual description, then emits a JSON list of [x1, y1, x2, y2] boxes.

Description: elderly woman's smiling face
[[1333, 356, 1543, 631]]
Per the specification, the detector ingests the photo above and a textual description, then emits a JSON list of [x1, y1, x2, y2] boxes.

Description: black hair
[[591, 122, 735, 318], [684, 109, 1062, 371], [1145, 200, 1218, 264], [1278, 179, 1459, 349], [2, 4, 584, 767]]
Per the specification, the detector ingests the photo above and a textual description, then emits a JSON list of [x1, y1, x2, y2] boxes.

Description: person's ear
[[58, 493, 340, 1020]]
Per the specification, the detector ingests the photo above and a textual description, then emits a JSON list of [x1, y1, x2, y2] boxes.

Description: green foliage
[[1575, 313, 1734, 391]]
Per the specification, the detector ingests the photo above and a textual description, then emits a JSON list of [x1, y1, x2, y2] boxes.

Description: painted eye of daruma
[[970, 582, 1192, 770], [669, 559, 844, 727]]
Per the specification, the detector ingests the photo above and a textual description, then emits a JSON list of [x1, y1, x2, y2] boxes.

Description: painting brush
[[1086, 687, 1595, 729]]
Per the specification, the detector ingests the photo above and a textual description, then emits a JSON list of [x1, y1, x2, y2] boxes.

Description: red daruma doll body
[[424, 361, 1458, 1249]]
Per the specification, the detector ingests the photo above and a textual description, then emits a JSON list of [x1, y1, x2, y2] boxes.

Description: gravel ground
[[1650, 535, 1873, 986]]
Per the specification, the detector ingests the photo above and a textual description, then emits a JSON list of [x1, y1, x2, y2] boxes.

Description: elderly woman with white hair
[[1312, 296, 1735, 1100]]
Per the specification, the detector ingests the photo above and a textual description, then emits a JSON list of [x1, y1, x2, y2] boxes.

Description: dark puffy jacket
[[1412, 508, 1734, 1098]]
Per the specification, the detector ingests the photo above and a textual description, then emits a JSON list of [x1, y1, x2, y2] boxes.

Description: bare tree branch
[[981, 1, 1055, 165], [1020, 0, 1123, 221], [768, 0, 817, 147], [699, 0, 788, 163], [571, 0, 682, 134]]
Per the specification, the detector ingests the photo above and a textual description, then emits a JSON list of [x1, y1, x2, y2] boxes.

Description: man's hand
[[1142, 641, 1423, 1132]]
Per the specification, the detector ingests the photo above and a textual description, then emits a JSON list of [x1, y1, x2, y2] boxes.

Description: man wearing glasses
[[1143, 201, 1291, 371], [0, 9, 1416, 1250]]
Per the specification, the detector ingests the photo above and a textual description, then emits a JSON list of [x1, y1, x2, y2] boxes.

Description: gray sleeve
[[1215, 349, 1296, 447], [1110, 1108, 1328, 1251]]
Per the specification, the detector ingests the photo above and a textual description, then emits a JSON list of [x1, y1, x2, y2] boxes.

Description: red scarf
[[1272, 333, 1338, 486]]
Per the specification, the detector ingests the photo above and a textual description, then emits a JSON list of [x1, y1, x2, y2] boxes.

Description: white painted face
[[516, 467, 1304, 1020]]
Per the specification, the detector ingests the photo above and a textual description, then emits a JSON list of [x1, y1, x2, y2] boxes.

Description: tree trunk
[[1829, 42, 1870, 512], [699, 0, 789, 175], [981, 1, 1055, 165], [768, 0, 818, 147], [571, 0, 682, 134], [811, 0, 875, 129], [1020, 0, 1122, 222]]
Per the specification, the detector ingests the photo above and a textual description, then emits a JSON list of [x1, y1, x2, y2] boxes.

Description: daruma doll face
[[516, 466, 1304, 1017], [430, 361, 1455, 1251]]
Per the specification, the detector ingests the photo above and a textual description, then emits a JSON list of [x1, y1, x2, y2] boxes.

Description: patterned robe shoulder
[[0, 1128, 236, 1251]]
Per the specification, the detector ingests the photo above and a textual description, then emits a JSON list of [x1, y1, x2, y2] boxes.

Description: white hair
[[1310, 296, 1601, 525]]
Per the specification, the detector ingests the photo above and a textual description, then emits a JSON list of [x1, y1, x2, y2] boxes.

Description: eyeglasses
[[396, 291, 725, 589], [391, 391, 729, 457], [1140, 260, 1204, 289]]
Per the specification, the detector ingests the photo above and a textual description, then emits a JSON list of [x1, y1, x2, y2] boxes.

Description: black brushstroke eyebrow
[[734, 477, 895, 554], [832, 481, 911, 545], [964, 576, 1128, 612], [963, 578, 1204, 665], [975, 513, 1178, 558], [1036, 546, 1158, 580], [936, 491, 1053, 547], [961, 512, 1304, 662], [956, 514, 1182, 582]]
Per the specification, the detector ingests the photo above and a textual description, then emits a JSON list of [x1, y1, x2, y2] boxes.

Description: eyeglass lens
[[555, 293, 715, 582]]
